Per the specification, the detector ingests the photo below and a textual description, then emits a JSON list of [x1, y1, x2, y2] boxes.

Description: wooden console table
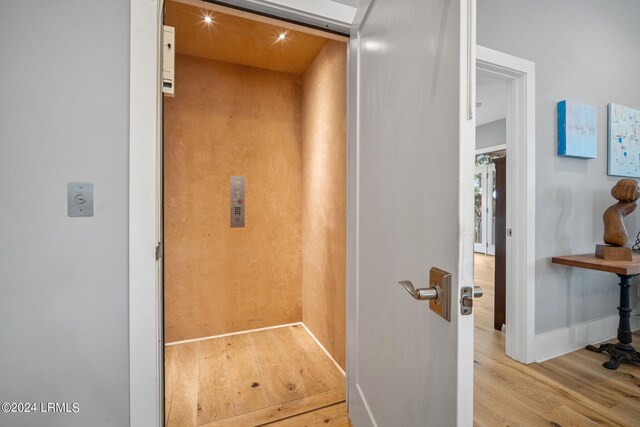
[[552, 253, 640, 370]]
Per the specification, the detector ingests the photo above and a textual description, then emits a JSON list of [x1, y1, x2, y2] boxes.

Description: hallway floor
[[473, 253, 640, 426], [165, 324, 347, 426]]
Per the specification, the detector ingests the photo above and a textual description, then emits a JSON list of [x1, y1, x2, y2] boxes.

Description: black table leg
[[586, 274, 640, 369]]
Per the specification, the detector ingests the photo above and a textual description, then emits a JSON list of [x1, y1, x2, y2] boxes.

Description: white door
[[348, 0, 476, 426], [474, 164, 496, 255]]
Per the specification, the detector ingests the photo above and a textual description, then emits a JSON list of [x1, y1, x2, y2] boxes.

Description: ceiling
[[476, 70, 508, 126], [166, 1, 332, 75]]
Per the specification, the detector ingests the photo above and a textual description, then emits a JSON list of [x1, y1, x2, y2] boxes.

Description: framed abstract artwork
[[557, 100, 597, 158], [608, 103, 640, 178]]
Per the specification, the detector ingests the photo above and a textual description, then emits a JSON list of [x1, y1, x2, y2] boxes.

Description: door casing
[[477, 46, 536, 364]]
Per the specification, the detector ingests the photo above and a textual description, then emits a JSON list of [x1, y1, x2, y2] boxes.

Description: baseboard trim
[[164, 322, 302, 346], [534, 314, 640, 363], [300, 322, 346, 377]]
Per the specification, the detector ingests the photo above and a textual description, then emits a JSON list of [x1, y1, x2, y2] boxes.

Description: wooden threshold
[[203, 389, 345, 427], [264, 402, 350, 426]]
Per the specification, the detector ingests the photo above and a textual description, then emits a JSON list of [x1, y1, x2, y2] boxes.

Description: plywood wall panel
[[301, 41, 348, 368], [164, 54, 303, 343]]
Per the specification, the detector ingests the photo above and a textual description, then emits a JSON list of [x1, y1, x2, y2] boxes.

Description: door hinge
[[155, 242, 163, 261]]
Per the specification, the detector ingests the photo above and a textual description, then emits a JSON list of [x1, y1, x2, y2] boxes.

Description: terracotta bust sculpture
[[603, 178, 640, 247]]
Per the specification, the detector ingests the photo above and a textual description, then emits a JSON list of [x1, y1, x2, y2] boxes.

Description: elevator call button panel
[[230, 176, 245, 227], [68, 182, 94, 217]]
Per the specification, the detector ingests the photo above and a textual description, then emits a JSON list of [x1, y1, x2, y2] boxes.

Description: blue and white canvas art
[[557, 100, 597, 158], [608, 103, 640, 178]]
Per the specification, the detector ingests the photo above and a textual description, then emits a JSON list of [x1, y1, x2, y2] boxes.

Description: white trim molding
[[477, 46, 536, 364], [534, 314, 640, 362], [129, 0, 164, 426], [300, 323, 346, 377], [165, 322, 301, 346], [178, 0, 353, 34], [475, 143, 506, 155]]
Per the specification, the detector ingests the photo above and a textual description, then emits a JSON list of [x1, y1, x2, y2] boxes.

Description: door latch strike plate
[[460, 286, 473, 315]]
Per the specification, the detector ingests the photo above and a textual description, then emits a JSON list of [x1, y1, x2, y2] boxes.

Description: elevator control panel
[[230, 176, 245, 227]]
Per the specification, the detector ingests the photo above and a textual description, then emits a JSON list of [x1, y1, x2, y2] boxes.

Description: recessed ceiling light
[[278, 33, 286, 41], [203, 15, 213, 24]]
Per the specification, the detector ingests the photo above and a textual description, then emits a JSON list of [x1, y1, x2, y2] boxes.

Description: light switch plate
[[68, 182, 94, 217]]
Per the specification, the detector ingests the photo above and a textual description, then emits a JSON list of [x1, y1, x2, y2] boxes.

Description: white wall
[[476, 119, 506, 150], [478, 0, 640, 335], [0, 1, 130, 426]]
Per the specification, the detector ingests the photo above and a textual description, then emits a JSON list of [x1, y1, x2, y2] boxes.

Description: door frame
[[129, 0, 164, 425], [129, 1, 359, 426], [477, 46, 536, 363]]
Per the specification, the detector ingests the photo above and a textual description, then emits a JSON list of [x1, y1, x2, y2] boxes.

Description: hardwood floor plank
[[474, 351, 559, 416], [545, 406, 600, 427], [196, 339, 235, 425], [264, 402, 349, 427], [611, 399, 640, 426], [538, 357, 638, 409], [474, 400, 517, 427], [248, 328, 309, 404], [165, 326, 346, 427], [224, 334, 271, 416], [475, 350, 628, 426], [165, 342, 201, 427], [473, 253, 640, 427], [475, 363, 556, 426], [288, 325, 344, 393]]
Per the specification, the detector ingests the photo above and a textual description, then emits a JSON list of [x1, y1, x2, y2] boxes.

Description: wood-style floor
[[473, 253, 640, 426], [166, 256, 639, 426], [165, 325, 348, 426]]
